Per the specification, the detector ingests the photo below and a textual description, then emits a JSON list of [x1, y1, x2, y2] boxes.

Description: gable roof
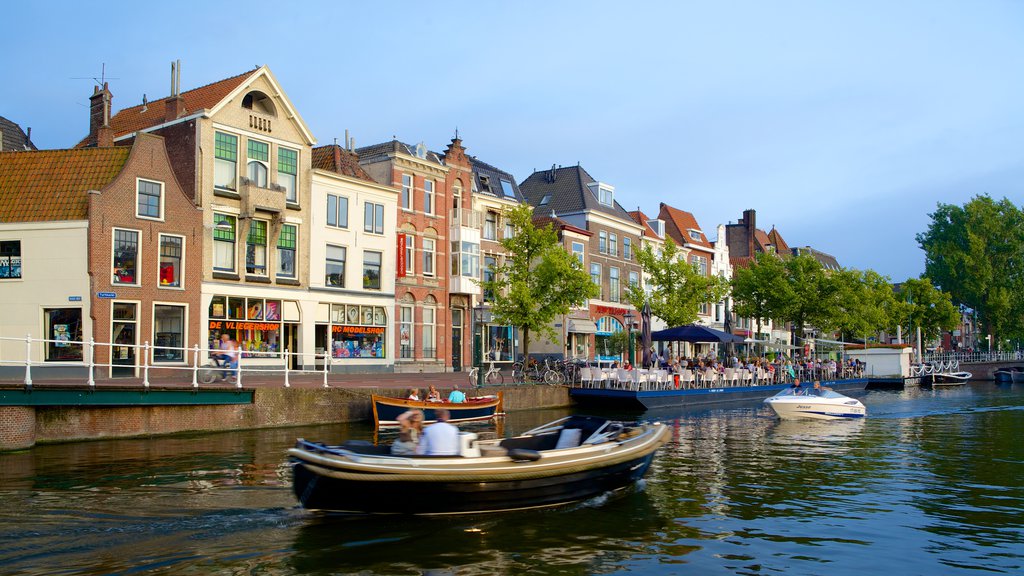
[[0, 116, 36, 152], [658, 202, 712, 250], [793, 246, 841, 270], [627, 209, 661, 239], [311, 144, 375, 183], [470, 157, 524, 203], [356, 140, 446, 167], [0, 147, 131, 222], [519, 165, 636, 223]]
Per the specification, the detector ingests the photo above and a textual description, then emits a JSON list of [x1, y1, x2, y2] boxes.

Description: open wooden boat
[[371, 393, 503, 427], [290, 415, 670, 515]]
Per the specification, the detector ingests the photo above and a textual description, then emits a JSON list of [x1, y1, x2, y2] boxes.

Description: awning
[[567, 319, 598, 334]]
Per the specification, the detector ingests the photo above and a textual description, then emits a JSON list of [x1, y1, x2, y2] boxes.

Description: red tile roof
[[0, 147, 131, 222], [768, 228, 790, 253], [627, 209, 660, 238], [311, 145, 376, 183], [658, 203, 711, 249], [76, 68, 258, 147]]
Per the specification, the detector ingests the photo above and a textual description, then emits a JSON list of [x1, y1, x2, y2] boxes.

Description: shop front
[[314, 302, 390, 372], [208, 295, 300, 364]]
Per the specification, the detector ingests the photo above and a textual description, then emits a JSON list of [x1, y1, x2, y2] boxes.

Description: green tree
[[781, 254, 841, 342], [834, 269, 900, 343], [478, 204, 598, 361], [895, 278, 960, 343], [624, 238, 730, 327], [730, 252, 791, 341], [916, 195, 1024, 345]]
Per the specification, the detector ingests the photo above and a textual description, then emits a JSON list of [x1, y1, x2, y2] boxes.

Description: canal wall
[[0, 385, 571, 451]]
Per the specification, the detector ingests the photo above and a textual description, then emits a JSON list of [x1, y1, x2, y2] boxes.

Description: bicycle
[[198, 357, 235, 384], [468, 362, 504, 387]]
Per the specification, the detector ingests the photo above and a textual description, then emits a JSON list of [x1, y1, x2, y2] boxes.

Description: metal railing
[[925, 351, 1024, 364], [0, 333, 332, 389]]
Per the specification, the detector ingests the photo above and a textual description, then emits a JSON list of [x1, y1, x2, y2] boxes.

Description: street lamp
[[623, 310, 635, 367], [473, 303, 486, 387]]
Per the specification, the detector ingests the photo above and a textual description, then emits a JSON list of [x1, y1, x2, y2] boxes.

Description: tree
[[917, 195, 1024, 345], [730, 252, 791, 341], [781, 254, 840, 343], [624, 238, 730, 327], [478, 204, 598, 361], [834, 269, 900, 343], [895, 278, 960, 344]]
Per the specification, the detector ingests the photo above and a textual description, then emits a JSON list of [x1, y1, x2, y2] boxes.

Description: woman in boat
[[407, 388, 421, 401], [391, 409, 424, 455], [426, 385, 442, 402]]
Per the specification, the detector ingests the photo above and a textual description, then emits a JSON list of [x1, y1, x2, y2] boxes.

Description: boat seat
[[339, 440, 392, 456], [499, 432, 561, 452], [555, 428, 582, 449]]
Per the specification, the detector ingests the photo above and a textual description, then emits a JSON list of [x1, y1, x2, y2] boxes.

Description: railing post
[[24, 333, 32, 388], [235, 358, 242, 389], [283, 348, 291, 388], [192, 344, 200, 388], [142, 341, 150, 388], [323, 352, 330, 388], [87, 338, 96, 387]]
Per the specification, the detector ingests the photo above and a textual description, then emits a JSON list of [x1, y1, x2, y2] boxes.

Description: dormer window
[[539, 194, 551, 206], [598, 186, 613, 206], [688, 229, 702, 241], [499, 179, 516, 198]]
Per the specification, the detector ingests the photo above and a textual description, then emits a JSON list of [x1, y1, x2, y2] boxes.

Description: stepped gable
[[0, 147, 130, 222]]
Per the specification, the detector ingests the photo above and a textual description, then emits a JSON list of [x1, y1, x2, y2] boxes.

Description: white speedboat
[[763, 386, 866, 420]]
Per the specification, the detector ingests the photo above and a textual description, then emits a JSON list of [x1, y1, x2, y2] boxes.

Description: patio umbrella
[[651, 324, 745, 343], [640, 302, 653, 368]]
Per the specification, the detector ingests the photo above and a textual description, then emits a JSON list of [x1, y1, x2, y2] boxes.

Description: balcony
[[240, 177, 287, 217], [450, 275, 481, 296], [450, 208, 484, 230]]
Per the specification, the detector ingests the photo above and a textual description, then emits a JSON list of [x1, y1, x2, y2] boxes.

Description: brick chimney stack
[[88, 82, 114, 147], [742, 209, 756, 258]]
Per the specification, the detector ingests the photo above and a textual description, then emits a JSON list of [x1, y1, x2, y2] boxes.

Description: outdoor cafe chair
[[723, 367, 738, 386]]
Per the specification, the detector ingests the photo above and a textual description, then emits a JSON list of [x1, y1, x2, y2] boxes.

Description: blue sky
[[4, 0, 1022, 280]]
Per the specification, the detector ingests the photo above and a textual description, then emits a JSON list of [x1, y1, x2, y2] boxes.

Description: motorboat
[[290, 415, 670, 514], [994, 367, 1024, 383], [371, 393, 503, 427], [930, 371, 972, 386], [763, 386, 866, 420]]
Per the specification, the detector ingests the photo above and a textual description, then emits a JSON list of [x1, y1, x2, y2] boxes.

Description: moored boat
[[289, 415, 670, 515], [994, 367, 1024, 383], [930, 371, 972, 386], [763, 386, 866, 420], [372, 393, 503, 427]]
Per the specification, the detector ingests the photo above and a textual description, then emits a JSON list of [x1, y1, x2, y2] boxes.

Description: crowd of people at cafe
[[605, 349, 865, 385]]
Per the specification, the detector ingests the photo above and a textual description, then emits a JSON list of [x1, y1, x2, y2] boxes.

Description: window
[[624, 237, 632, 260], [499, 179, 516, 198], [598, 186, 613, 206], [484, 211, 497, 240], [153, 304, 185, 362], [405, 234, 415, 275], [483, 255, 496, 302], [609, 233, 618, 257], [246, 220, 268, 275], [504, 219, 514, 239], [452, 181, 463, 213], [363, 250, 382, 289], [137, 179, 163, 219], [112, 229, 139, 285], [214, 132, 237, 190], [610, 267, 620, 302], [325, 245, 346, 287], [424, 179, 434, 215], [247, 140, 269, 187], [539, 194, 551, 206], [278, 147, 298, 202], [422, 238, 435, 277], [399, 304, 414, 358], [423, 302, 436, 358], [599, 231, 607, 253], [277, 224, 296, 278], [629, 271, 639, 288], [0, 240, 22, 279], [571, 241, 584, 265], [326, 194, 349, 228], [699, 302, 710, 315], [158, 234, 182, 288], [213, 214, 236, 271], [590, 263, 602, 298], [461, 242, 479, 278], [691, 254, 708, 276], [45, 307, 82, 361], [401, 174, 412, 209], [689, 230, 702, 241], [364, 202, 384, 234]]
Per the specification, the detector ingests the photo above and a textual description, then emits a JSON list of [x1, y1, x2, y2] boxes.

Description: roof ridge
[[113, 67, 259, 115]]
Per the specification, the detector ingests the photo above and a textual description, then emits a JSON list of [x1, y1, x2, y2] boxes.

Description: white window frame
[[624, 237, 632, 260], [598, 231, 607, 254], [214, 131, 238, 191], [422, 238, 436, 277], [423, 304, 436, 358], [212, 214, 236, 272], [326, 194, 349, 228], [136, 178, 164, 221], [424, 179, 434, 215], [276, 224, 297, 279], [401, 174, 413, 210], [484, 211, 497, 240], [610, 266, 620, 302], [590, 262, 602, 298], [364, 202, 385, 235], [277, 146, 299, 203], [325, 244, 346, 288], [152, 302, 188, 363], [400, 304, 414, 359], [405, 234, 415, 276], [157, 233, 185, 289], [247, 139, 270, 188], [571, 241, 585, 265], [112, 227, 141, 286], [609, 233, 618, 257]]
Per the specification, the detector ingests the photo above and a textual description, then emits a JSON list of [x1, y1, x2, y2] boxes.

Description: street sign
[[97, 292, 117, 299], [68, 296, 82, 302]]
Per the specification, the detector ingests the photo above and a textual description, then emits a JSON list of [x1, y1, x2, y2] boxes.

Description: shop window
[[0, 240, 22, 279], [137, 179, 163, 219], [112, 228, 139, 285], [277, 225, 297, 278], [214, 132, 237, 191], [44, 307, 82, 361], [278, 147, 298, 202], [326, 194, 349, 228], [210, 296, 227, 319], [213, 215, 236, 272], [326, 245, 346, 287], [247, 140, 269, 187], [158, 234, 183, 288], [486, 325, 514, 362], [208, 296, 282, 358], [153, 304, 185, 362], [246, 220, 268, 275], [363, 250, 382, 289]]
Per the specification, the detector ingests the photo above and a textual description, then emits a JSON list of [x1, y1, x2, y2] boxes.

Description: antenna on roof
[[141, 94, 148, 112], [71, 62, 120, 87], [455, 126, 459, 139]]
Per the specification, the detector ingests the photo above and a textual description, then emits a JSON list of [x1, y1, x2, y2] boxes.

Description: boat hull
[[372, 393, 502, 427], [570, 378, 868, 410], [292, 451, 658, 514], [765, 399, 866, 420], [994, 369, 1024, 383]]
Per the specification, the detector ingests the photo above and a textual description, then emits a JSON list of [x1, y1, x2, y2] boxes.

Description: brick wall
[[0, 407, 36, 450]]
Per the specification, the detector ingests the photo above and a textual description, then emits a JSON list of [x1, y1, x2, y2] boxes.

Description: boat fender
[[507, 448, 542, 462]]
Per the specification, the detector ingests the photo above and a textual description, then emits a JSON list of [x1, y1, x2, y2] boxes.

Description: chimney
[[89, 82, 114, 147], [743, 209, 756, 257], [165, 60, 185, 122], [333, 142, 342, 172]]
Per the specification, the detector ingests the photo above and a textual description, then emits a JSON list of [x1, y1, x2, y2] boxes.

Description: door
[[284, 323, 300, 370], [451, 309, 463, 371], [111, 302, 138, 377]]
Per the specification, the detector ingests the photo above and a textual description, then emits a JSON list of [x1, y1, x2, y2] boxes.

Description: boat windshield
[[771, 387, 848, 399]]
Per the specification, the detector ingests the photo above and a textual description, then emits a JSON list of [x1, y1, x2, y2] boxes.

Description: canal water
[[1, 383, 1022, 575]]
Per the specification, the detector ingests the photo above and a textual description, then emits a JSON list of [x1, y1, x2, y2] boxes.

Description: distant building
[[791, 245, 841, 271], [0, 116, 36, 152]]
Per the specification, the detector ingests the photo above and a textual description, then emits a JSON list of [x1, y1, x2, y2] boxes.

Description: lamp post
[[623, 310, 635, 366], [473, 304, 486, 387]]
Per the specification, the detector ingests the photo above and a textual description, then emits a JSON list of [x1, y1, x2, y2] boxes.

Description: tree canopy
[[478, 204, 597, 360], [730, 252, 791, 339], [894, 277, 961, 344], [624, 238, 730, 327]]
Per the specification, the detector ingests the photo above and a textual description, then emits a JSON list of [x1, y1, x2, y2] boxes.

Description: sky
[[3, 0, 1022, 280]]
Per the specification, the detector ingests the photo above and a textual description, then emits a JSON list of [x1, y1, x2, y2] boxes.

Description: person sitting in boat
[[789, 378, 803, 395], [391, 409, 424, 455], [407, 388, 421, 401], [811, 380, 832, 395], [416, 408, 459, 456], [447, 385, 466, 403], [426, 385, 442, 402]]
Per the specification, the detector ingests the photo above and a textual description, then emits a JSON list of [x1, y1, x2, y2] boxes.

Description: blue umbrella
[[651, 324, 744, 343]]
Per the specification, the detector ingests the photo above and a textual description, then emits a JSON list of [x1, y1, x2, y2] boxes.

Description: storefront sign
[[593, 305, 627, 316], [97, 292, 117, 299], [331, 325, 386, 335], [209, 320, 281, 331]]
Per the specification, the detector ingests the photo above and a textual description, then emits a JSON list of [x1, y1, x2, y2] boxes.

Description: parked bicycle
[[468, 362, 504, 387], [511, 357, 563, 384]]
